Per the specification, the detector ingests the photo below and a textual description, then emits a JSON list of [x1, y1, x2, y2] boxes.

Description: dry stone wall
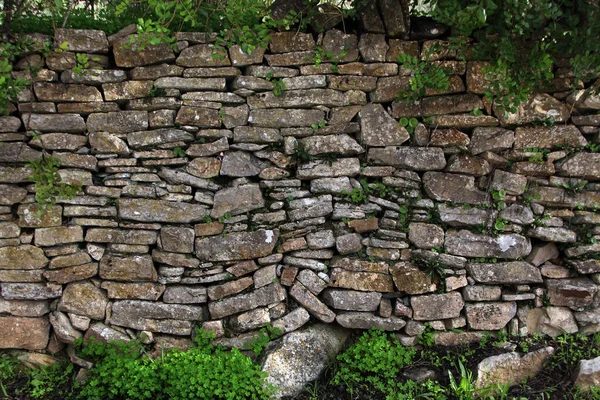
[[1, 26, 600, 353]]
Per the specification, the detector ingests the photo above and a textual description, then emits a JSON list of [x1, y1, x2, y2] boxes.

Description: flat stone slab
[[208, 283, 285, 319], [466, 261, 543, 284], [466, 302, 517, 330], [336, 312, 406, 331], [368, 147, 446, 170], [445, 230, 531, 259], [0, 245, 48, 270], [196, 229, 278, 262], [119, 198, 209, 223], [411, 292, 464, 321]]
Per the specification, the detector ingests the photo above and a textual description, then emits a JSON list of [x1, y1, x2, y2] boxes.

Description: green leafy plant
[[447, 360, 478, 400], [399, 117, 419, 134], [24, 361, 74, 399], [493, 217, 507, 233], [243, 324, 281, 356], [396, 47, 451, 103], [218, 212, 232, 223], [291, 141, 314, 163], [0, 355, 18, 398], [0, 40, 31, 115], [341, 187, 369, 204], [555, 179, 588, 194], [172, 147, 186, 158], [27, 152, 82, 215], [311, 120, 326, 131], [490, 188, 506, 210], [72, 53, 89, 75]]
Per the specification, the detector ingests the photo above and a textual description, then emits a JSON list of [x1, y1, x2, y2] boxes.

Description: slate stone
[[446, 231, 531, 259], [290, 283, 336, 323], [301, 134, 364, 156], [322, 289, 381, 311], [556, 153, 600, 181], [176, 44, 230, 67], [17, 205, 62, 228], [163, 286, 208, 304], [33, 82, 102, 102], [119, 198, 209, 223], [287, 195, 333, 221], [390, 261, 436, 294], [514, 126, 587, 150], [466, 261, 543, 284], [61, 69, 126, 85], [465, 302, 517, 330], [411, 292, 464, 321], [211, 184, 265, 218], [0, 245, 48, 270], [249, 109, 325, 128], [175, 106, 221, 127], [329, 268, 394, 292], [101, 282, 165, 300], [208, 283, 285, 319], [220, 151, 263, 177], [196, 229, 278, 262], [358, 103, 409, 146], [113, 36, 176, 67], [55, 29, 109, 53], [158, 168, 221, 191], [495, 93, 570, 126], [34, 226, 83, 247], [43, 263, 98, 284], [1, 283, 62, 300], [87, 111, 148, 134], [21, 113, 85, 133], [110, 300, 206, 335], [99, 253, 156, 282], [127, 128, 194, 148], [368, 147, 446, 170], [102, 80, 155, 100], [423, 172, 488, 204]]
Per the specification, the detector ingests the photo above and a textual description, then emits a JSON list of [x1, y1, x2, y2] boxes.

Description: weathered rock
[[556, 153, 600, 181], [300, 134, 364, 156], [50, 311, 82, 344], [379, 0, 410, 38], [514, 126, 587, 150], [262, 323, 349, 398], [547, 279, 598, 309], [466, 261, 542, 284], [287, 195, 333, 221], [329, 268, 394, 292], [220, 152, 263, 177], [33, 83, 103, 102], [101, 282, 165, 300], [196, 229, 278, 262], [22, 113, 86, 133], [163, 286, 207, 304], [89, 132, 130, 155], [43, 263, 98, 284], [495, 93, 570, 126], [475, 347, 555, 391], [469, 127, 515, 155], [408, 223, 444, 249], [119, 198, 209, 223], [110, 300, 206, 335], [176, 44, 230, 67], [102, 80, 154, 100], [411, 292, 464, 321], [0, 245, 48, 269], [290, 283, 336, 323], [113, 36, 175, 67], [99, 253, 157, 281], [207, 277, 253, 301], [87, 111, 148, 133], [0, 317, 50, 350], [84, 322, 130, 343], [574, 356, 600, 391], [337, 312, 406, 331], [466, 302, 517, 330], [524, 307, 579, 337], [249, 108, 325, 128], [358, 103, 409, 146], [446, 231, 531, 259], [55, 29, 108, 53], [423, 172, 488, 204], [335, 233, 362, 255], [208, 283, 285, 319], [210, 184, 264, 218], [391, 261, 437, 296], [34, 226, 83, 247], [58, 281, 108, 320], [158, 168, 220, 190], [321, 289, 382, 311], [1, 283, 62, 300], [368, 147, 446, 170], [527, 227, 577, 243], [186, 157, 221, 178]]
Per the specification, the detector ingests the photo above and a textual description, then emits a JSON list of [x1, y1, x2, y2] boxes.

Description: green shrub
[[332, 329, 445, 399], [75, 330, 275, 400]]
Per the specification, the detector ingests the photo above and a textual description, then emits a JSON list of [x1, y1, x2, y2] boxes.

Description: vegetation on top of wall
[[1, 0, 599, 113]]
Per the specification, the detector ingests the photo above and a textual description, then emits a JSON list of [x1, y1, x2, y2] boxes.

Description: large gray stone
[[358, 103, 409, 146], [466, 261, 542, 284], [119, 198, 209, 223], [58, 281, 107, 320], [475, 347, 555, 392], [556, 153, 600, 181], [87, 111, 148, 133], [300, 134, 364, 156], [262, 324, 349, 398], [411, 292, 464, 321], [466, 302, 517, 330], [445, 230, 531, 259], [21, 113, 85, 133], [336, 312, 406, 331], [574, 356, 600, 391], [423, 172, 487, 204], [99, 253, 156, 282], [208, 283, 285, 319], [55, 28, 108, 53], [127, 128, 193, 148], [321, 289, 382, 311], [0, 245, 48, 270], [368, 147, 446, 170], [290, 283, 335, 323], [196, 229, 278, 262]]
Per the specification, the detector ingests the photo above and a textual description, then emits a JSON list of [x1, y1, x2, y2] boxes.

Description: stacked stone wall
[[1, 26, 600, 353]]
